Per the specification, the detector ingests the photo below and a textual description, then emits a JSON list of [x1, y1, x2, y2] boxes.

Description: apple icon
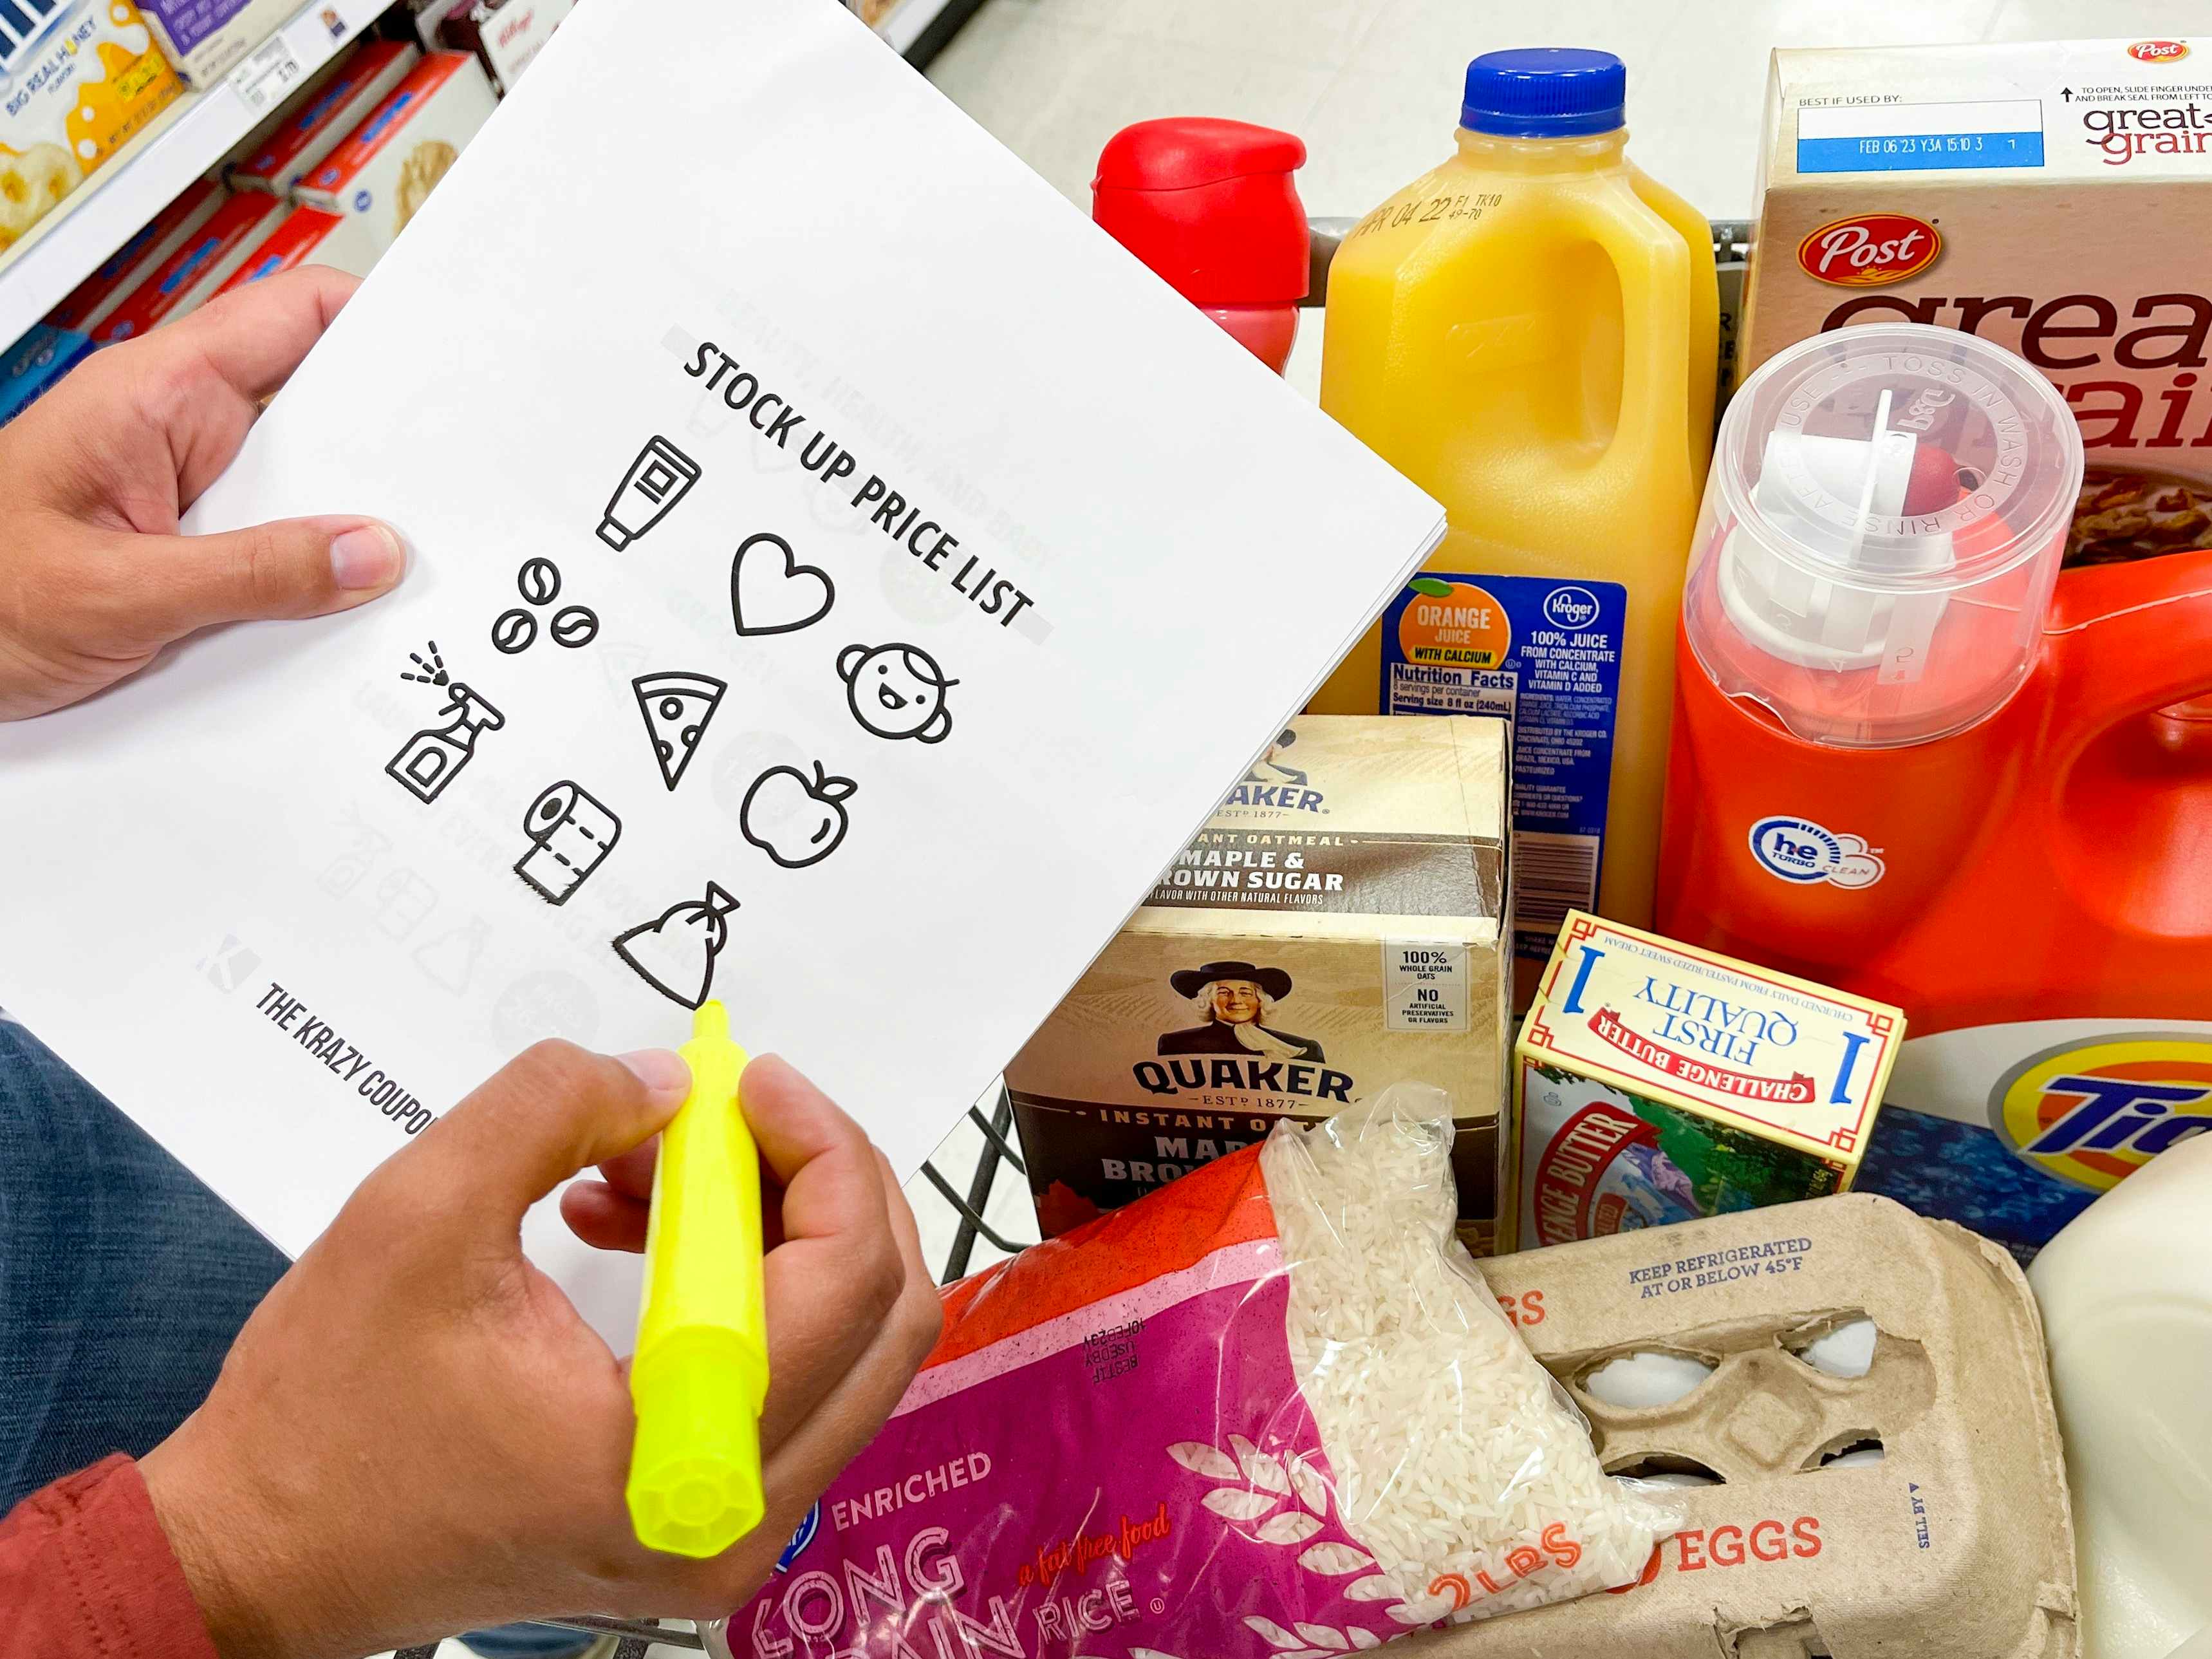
[[741, 761, 857, 869]]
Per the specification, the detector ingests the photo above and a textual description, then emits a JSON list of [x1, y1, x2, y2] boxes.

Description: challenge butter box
[[1007, 715, 1509, 1246], [1509, 914, 1904, 1252]]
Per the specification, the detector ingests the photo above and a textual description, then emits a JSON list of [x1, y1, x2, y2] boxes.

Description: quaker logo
[[1747, 816, 1885, 889], [1226, 727, 1323, 812], [2128, 39, 2189, 64], [1133, 959, 1353, 1102], [774, 1501, 821, 1572], [1543, 586, 1601, 630], [1796, 213, 1942, 288], [1991, 1034, 2212, 1193]]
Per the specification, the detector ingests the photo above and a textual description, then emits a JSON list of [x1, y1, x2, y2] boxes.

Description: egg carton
[[1426, 1194, 2076, 1659]]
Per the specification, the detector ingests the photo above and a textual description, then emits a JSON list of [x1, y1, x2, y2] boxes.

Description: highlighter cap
[[628, 1324, 768, 1557]]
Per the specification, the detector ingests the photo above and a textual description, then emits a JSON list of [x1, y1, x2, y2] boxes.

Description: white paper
[[0, 0, 1441, 1338]]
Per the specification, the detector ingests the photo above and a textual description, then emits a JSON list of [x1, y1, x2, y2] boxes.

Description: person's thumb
[[118, 515, 405, 641], [387, 1041, 691, 1244]]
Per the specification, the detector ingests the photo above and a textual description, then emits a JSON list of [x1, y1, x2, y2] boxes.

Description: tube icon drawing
[[601, 436, 702, 550]]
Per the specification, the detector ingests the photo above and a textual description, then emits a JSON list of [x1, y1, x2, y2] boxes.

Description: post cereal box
[[1007, 716, 1509, 1250], [1744, 39, 2212, 563]]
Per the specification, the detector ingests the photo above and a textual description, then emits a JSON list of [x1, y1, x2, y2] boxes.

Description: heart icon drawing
[[731, 532, 836, 637]]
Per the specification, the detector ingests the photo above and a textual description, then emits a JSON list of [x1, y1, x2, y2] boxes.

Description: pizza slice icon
[[633, 671, 728, 792]]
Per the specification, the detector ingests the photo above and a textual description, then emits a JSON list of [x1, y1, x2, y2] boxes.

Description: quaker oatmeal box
[[1007, 715, 1509, 1249], [1743, 37, 2212, 567]]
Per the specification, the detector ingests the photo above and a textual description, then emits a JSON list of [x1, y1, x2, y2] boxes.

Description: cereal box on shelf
[[226, 36, 419, 194], [1, 0, 183, 255], [290, 49, 494, 274]]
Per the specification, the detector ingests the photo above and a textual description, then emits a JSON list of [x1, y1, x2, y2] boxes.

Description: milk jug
[[1310, 48, 1716, 978], [2031, 1131, 2212, 1659]]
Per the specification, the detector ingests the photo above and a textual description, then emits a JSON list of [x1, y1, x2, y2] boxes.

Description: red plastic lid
[[1092, 118, 1308, 307]]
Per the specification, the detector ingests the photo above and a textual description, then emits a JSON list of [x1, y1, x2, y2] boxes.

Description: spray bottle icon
[[387, 643, 505, 804]]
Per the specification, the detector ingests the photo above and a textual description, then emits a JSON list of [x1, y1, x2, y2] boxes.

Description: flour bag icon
[[612, 882, 739, 1009]]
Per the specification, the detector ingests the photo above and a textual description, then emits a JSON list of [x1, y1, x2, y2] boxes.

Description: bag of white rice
[[709, 1085, 1678, 1659]]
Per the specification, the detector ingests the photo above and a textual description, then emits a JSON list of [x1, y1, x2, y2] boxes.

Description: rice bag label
[[726, 1150, 1416, 1659], [1377, 576, 1626, 962]]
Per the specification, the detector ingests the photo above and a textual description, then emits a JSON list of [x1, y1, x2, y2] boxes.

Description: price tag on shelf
[[229, 30, 307, 114]]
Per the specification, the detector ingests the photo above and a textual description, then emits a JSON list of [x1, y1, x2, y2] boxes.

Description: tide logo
[[2128, 40, 2189, 64], [1991, 1036, 2212, 1192], [1796, 213, 1943, 288]]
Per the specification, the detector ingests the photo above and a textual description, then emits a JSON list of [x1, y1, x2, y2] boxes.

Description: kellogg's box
[[1507, 915, 1904, 1253], [1744, 38, 2212, 556], [1007, 716, 1509, 1250]]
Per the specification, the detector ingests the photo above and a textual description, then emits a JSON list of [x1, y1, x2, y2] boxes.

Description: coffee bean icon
[[491, 608, 537, 654], [550, 606, 600, 648], [517, 558, 562, 606]]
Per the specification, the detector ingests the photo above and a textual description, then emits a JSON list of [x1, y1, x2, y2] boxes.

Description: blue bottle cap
[[1461, 48, 1626, 138]]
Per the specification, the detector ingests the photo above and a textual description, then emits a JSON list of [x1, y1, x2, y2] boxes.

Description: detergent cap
[[1092, 118, 1309, 308], [1461, 49, 1626, 138], [1686, 323, 2084, 748]]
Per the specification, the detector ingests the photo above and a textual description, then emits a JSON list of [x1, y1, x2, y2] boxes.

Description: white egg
[[1583, 1349, 1716, 1408], [1796, 1318, 1879, 1378]]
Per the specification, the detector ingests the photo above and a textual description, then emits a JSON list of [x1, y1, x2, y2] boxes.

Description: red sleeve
[[0, 1456, 219, 1659]]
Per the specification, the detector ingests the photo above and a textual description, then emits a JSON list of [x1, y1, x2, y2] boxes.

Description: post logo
[[1747, 816, 1885, 888], [2128, 40, 2189, 64], [1796, 213, 1942, 288], [1991, 1035, 2212, 1192]]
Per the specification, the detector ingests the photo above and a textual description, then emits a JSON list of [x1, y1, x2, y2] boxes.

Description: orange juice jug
[[1312, 48, 1715, 973]]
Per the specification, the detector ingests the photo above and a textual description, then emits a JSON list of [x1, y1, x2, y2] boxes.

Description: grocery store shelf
[[1, 0, 981, 353], [0, 0, 394, 347]]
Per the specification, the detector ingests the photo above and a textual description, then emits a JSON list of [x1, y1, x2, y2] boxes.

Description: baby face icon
[[837, 642, 956, 744]]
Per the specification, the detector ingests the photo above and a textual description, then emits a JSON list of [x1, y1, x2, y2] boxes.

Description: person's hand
[[0, 267, 405, 720], [139, 1041, 941, 1659]]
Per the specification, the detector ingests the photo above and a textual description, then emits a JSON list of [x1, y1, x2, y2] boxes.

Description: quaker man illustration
[[1157, 960, 1324, 1062]]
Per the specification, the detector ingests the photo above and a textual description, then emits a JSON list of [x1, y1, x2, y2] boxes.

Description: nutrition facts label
[[1380, 574, 1624, 960]]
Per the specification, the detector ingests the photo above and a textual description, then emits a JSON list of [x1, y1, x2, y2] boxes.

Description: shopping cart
[[904, 215, 1756, 1289], [450, 215, 1760, 1659]]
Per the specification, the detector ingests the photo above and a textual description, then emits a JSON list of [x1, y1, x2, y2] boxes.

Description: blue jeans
[[0, 1019, 595, 1658], [0, 1016, 288, 1508]]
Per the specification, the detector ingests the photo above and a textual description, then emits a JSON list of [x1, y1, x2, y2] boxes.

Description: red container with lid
[[1092, 117, 1308, 373]]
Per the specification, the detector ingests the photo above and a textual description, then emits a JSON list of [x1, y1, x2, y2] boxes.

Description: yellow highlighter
[[627, 1000, 768, 1557]]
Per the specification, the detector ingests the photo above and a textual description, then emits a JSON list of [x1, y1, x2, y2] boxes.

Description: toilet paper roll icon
[[514, 781, 622, 907]]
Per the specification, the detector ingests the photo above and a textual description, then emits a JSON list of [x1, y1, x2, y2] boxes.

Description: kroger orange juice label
[[1383, 576, 1626, 964]]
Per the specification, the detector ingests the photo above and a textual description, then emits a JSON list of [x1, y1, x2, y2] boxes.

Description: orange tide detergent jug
[[1659, 323, 2212, 1262], [1310, 49, 1716, 984]]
